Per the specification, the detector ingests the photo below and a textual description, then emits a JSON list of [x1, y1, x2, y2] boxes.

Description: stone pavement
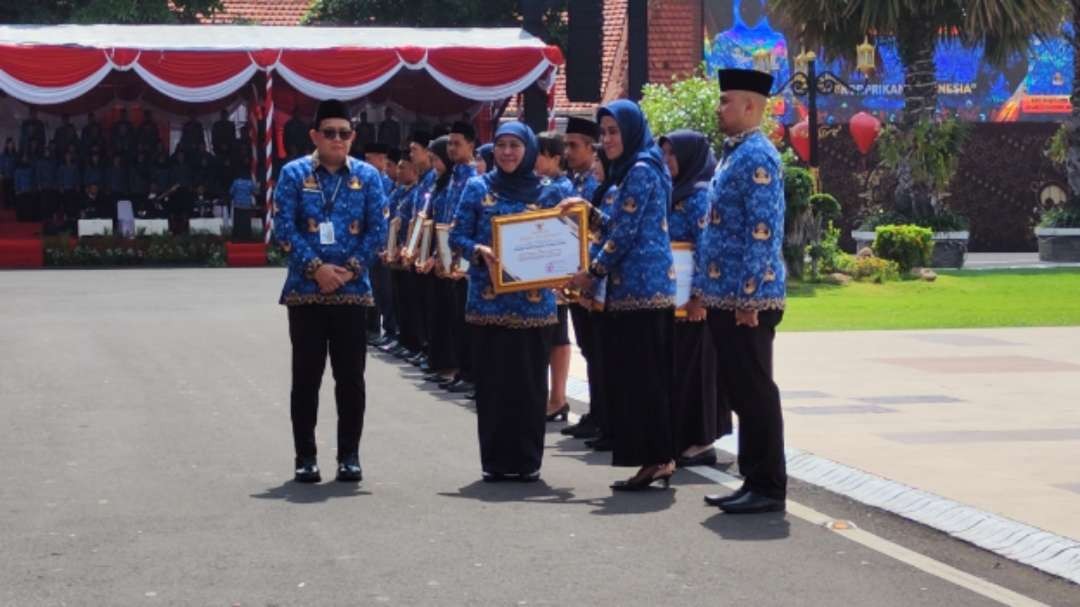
[[568, 326, 1080, 544]]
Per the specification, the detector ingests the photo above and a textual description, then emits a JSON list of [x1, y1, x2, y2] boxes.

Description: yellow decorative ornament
[[526, 290, 542, 303], [349, 176, 362, 190], [307, 218, 319, 233], [302, 175, 318, 190], [752, 223, 771, 240], [673, 200, 685, 213], [621, 197, 638, 213], [667, 266, 676, 280], [481, 286, 496, 300], [752, 166, 772, 185], [660, 218, 668, 233], [697, 216, 708, 229], [710, 208, 722, 225], [280, 241, 292, 253], [382, 207, 390, 219], [482, 194, 496, 207], [763, 267, 777, 282], [708, 263, 722, 279], [743, 277, 757, 295], [349, 220, 361, 235], [603, 240, 616, 253]]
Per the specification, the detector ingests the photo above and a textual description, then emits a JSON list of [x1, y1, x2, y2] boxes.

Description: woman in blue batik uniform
[[451, 122, 558, 482], [536, 132, 576, 423], [658, 130, 732, 468], [416, 135, 458, 382], [564, 100, 677, 491]]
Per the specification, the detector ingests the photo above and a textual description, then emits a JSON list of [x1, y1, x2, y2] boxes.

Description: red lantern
[[789, 120, 811, 163], [769, 122, 786, 146], [849, 111, 882, 155]]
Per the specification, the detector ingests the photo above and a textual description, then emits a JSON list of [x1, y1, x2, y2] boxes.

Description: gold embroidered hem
[[604, 294, 676, 312], [697, 295, 786, 312], [465, 313, 559, 329], [282, 293, 375, 306]]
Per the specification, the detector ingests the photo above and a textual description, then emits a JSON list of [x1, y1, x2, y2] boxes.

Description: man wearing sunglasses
[[273, 99, 388, 485]]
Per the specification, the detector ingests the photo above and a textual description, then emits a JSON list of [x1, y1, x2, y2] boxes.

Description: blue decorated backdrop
[[704, 0, 1073, 124]]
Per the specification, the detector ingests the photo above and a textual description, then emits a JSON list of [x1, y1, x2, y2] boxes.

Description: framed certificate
[[672, 241, 694, 318], [386, 216, 401, 261], [404, 214, 424, 258], [490, 206, 588, 294], [435, 223, 453, 273], [417, 219, 435, 264]]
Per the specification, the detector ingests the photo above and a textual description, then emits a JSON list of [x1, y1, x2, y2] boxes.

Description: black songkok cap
[[450, 121, 476, 141], [717, 68, 774, 97], [565, 116, 599, 140], [363, 142, 390, 155], [388, 147, 402, 163], [409, 130, 432, 147], [313, 99, 350, 128]]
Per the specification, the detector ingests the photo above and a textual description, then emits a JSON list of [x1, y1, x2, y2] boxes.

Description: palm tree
[[767, 0, 1064, 128]]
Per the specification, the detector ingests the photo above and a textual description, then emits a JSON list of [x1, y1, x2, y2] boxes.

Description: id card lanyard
[[317, 170, 345, 246]]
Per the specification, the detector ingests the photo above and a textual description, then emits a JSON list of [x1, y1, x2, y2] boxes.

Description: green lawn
[[782, 268, 1080, 332]]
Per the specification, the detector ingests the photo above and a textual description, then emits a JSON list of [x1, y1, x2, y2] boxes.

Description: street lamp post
[[754, 38, 877, 171]]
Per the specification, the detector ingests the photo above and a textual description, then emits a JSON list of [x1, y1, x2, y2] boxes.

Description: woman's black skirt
[[470, 323, 554, 476], [603, 308, 675, 467]]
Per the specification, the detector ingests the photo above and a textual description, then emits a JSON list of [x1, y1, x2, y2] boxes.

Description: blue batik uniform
[[430, 179, 456, 224], [588, 162, 675, 311], [388, 183, 416, 244], [33, 157, 57, 191], [538, 174, 573, 208], [0, 152, 15, 180], [397, 168, 435, 224], [274, 153, 388, 306], [569, 170, 599, 201], [380, 173, 394, 198], [57, 163, 81, 193], [450, 176, 558, 328], [670, 188, 709, 244], [13, 164, 34, 194], [693, 129, 786, 311], [448, 163, 478, 217]]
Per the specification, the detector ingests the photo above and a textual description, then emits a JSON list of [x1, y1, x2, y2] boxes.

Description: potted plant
[[852, 118, 970, 268], [1037, 124, 1080, 261]]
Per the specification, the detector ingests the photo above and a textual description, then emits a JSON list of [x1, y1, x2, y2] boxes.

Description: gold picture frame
[[385, 216, 401, 262], [435, 223, 453, 274], [490, 205, 589, 294], [404, 214, 424, 259]]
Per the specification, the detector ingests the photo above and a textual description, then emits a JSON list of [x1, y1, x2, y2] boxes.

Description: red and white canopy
[[0, 25, 564, 110]]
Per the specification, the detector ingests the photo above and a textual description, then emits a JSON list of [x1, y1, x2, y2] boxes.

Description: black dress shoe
[[677, 449, 718, 468], [719, 491, 785, 514], [545, 403, 569, 422], [464, 391, 477, 400], [704, 486, 748, 507], [517, 470, 541, 483], [407, 352, 425, 366], [335, 453, 363, 482], [561, 413, 592, 436], [294, 456, 321, 483], [482, 471, 509, 483], [438, 378, 458, 390], [422, 372, 444, 383], [391, 346, 411, 358], [448, 380, 475, 394], [585, 436, 613, 451]]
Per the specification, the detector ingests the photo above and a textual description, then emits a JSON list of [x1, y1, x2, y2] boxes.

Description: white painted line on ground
[[562, 375, 1080, 588], [686, 466, 1048, 607]]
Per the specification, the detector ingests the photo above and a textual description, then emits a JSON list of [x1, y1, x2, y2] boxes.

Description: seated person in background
[[106, 154, 129, 215], [79, 183, 107, 220], [191, 183, 216, 218], [143, 181, 171, 219], [110, 107, 135, 160]]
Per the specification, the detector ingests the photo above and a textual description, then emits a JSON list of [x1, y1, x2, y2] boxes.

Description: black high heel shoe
[[611, 465, 674, 491], [545, 404, 570, 422]]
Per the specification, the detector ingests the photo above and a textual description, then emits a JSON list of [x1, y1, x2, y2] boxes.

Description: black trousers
[[471, 323, 554, 475], [671, 319, 731, 452], [426, 275, 458, 372], [287, 305, 369, 460], [15, 192, 37, 222], [604, 308, 675, 467], [569, 304, 606, 427], [705, 309, 787, 500], [453, 279, 473, 382], [370, 258, 398, 337]]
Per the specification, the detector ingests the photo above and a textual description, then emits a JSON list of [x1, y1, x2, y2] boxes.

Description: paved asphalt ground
[[1, 268, 1077, 606]]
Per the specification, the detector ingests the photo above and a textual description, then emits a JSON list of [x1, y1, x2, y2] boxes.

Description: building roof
[[200, 0, 313, 26]]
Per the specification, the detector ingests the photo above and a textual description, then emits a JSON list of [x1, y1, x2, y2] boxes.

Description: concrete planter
[[1035, 227, 1080, 262], [852, 230, 970, 269]]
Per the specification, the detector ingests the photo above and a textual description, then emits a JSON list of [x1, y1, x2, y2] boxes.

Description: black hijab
[[659, 129, 716, 204], [428, 135, 452, 193]]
